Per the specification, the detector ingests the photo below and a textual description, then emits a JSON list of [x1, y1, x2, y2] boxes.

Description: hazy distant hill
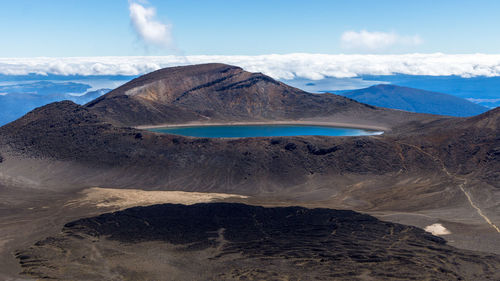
[[0, 81, 109, 125], [339, 84, 488, 117], [0, 81, 91, 95]]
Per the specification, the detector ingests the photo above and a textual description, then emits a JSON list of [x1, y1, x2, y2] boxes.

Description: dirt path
[[458, 179, 500, 233], [397, 141, 500, 234]]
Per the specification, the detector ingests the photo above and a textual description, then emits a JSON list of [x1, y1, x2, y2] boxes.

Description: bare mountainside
[[86, 63, 432, 128], [1, 97, 498, 190], [0, 100, 444, 190], [0, 64, 499, 280], [339, 84, 488, 117]]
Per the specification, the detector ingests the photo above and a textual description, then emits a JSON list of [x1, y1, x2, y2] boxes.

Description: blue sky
[[2, 0, 500, 57]]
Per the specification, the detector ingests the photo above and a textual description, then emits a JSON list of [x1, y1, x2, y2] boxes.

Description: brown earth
[[0, 64, 498, 280]]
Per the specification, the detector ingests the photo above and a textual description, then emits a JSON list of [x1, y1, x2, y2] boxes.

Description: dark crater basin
[[149, 124, 383, 138], [17, 203, 499, 280]]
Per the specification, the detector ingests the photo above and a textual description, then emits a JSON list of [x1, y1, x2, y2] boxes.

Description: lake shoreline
[[144, 123, 384, 138], [136, 120, 388, 132]]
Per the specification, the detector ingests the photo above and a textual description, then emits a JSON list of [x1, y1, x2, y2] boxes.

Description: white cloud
[[129, 1, 173, 49], [2, 53, 500, 79], [341, 30, 422, 52]]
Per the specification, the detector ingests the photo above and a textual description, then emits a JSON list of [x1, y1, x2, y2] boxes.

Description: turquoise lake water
[[149, 125, 382, 138]]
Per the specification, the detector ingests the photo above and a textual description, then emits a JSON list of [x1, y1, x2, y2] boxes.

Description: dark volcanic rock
[[66, 203, 386, 247], [0, 101, 143, 165], [1, 98, 498, 191], [17, 203, 500, 280], [393, 107, 500, 186], [0, 100, 443, 192]]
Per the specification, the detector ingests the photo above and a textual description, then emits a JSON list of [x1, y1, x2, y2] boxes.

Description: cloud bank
[[2, 53, 500, 80], [129, 1, 173, 49], [341, 30, 422, 51]]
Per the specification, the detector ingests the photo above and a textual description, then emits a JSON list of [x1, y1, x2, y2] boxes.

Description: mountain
[[0, 81, 91, 96], [0, 65, 497, 202], [70, 88, 111, 104], [339, 84, 488, 117], [0, 81, 110, 126], [86, 64, 429, 128], [0, 100, 439, 190], [393, 106, 500, 186], [1, 64, 499, 279], [1, 98, 497, 190], [358, 74, 500, 108]]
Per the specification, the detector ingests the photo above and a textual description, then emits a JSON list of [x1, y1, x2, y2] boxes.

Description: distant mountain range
[[0, 81, 91, 95], [284, 75, 500, 108], [338, 84, 489, 117], [0, 81, 110, 125], [0, 74, 494, 126]]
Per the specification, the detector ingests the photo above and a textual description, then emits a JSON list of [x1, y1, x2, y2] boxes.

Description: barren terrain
[[0, 64, 498, 280]]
